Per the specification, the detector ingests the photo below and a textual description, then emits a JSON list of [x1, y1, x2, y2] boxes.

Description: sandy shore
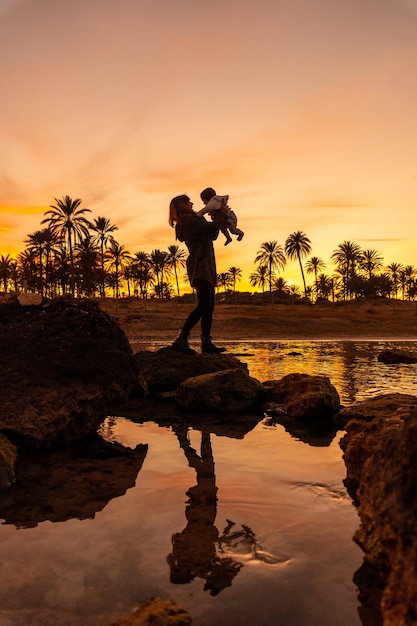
[[99, 298, 417, 342]]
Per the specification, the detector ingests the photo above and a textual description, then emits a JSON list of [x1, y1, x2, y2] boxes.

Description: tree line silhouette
[[0, 195, 415, 302]]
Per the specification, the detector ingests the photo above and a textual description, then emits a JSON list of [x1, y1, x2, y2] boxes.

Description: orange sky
[[1, 0, 417, 290]]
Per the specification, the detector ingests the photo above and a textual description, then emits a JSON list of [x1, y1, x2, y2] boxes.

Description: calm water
[[1, 340, 416, 626]]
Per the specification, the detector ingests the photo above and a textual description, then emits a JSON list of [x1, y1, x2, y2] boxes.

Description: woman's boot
[[201, 336, 226, 354], [172, 329, 195, 354]]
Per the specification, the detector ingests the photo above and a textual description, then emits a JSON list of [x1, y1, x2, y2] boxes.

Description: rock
[[17, 292, 43, 306], [134, 346, 248, 393], [340, 394, 417, 626], [377, 349, 417, 364], [0, 434, 17, 489], [108, 597, 191, 626], [0, 297, 143, 453], [263, 373, 340, 421], [176, 368, 265, 412], [335, 392, 417, 429]]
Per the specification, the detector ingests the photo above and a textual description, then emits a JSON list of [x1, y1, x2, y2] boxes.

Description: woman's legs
[[182, 281, 214, 335], [173, 280, 224, 353]]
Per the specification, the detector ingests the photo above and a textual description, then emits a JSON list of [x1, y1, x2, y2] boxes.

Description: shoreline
[[99, 298, 417, 343]]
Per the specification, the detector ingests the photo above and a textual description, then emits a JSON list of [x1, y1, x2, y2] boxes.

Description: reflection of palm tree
[[168, 428, 242, 595], [254, 241, 286, 301], [285, 231, 311, 298]]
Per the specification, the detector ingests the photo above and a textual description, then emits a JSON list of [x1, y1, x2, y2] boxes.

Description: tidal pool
[[1, 340, 416, 626]]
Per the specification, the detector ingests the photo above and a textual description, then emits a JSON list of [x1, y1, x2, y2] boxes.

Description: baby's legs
[[214, 210, 232, 245], [228, 224, 244, 241]]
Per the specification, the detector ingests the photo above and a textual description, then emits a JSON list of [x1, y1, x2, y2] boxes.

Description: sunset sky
[[1, 0, 417, 290]]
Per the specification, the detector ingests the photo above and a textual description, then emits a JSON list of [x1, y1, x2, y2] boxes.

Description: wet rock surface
[[340, 394, 417, 626], [176, 367, 265, 412], [377, 349, 417, 364], [0, 297, 141, 452], [263, 373, 341, 421], [134, 345, 248, 393]]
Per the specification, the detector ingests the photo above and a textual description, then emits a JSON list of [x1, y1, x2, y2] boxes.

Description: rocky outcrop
[[108, 597, 191, 626], [340, 394, 417, 626], [134, 346, 248, 393], [0, 297, 143, 453], [377, 349, 417, 364], [176, 367, 265, 412], [263, 373, 340, 421]]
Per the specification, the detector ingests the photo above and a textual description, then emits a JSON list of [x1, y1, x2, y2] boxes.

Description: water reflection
[[0, 436, 147, 528], [215, 340, 417, 405], [168, 427, 243, 595], [135, 339, 417, 405]]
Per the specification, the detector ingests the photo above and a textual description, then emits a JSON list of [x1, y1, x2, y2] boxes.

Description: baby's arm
[[197, 196, 223, 217]]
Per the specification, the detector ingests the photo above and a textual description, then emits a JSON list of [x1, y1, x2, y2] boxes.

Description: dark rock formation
[[335, 392, 417, 430], [176, 367, 265, 412], [262, 373, 340, 421], [0, 297, 143, 453], [340, 394, 417, 626], [377, 349, 417, 364], [134, 346, 248, 393]]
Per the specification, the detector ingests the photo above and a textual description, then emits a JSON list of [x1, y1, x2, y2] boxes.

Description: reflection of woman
[[168, 195, 225, 355], [167, 428, 242, 595]]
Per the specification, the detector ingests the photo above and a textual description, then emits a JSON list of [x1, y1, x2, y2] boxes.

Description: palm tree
[[305, 256, 326, 301], [360, 249, 384, 281], [249, 265, 268, 296], [51, 245, 71, 296], [131, 251, 151, 298], [42, 195, 91, 295], [17, 249, 38, 293], [273, 276, 289, 299], [331, 241, 362, 300], [403, 265, 416, 300], [149, 249, 172, 298], [25, 229, 50, 294], [254, 241, 286, 300], [105, 241, 130, 298], [9, 260, 20, 292], [89, 216, 118, 296], [217, 272, 232, 293], [74, 236, 100, 297], [386, 262, 403, 299], [0, 254, 13, 292], [316, 273, 333, 300], [285, 231, 311, 298], [228, 266, 242, 302], [167, 244, 187, 298], [288, 283, 301, 304]]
